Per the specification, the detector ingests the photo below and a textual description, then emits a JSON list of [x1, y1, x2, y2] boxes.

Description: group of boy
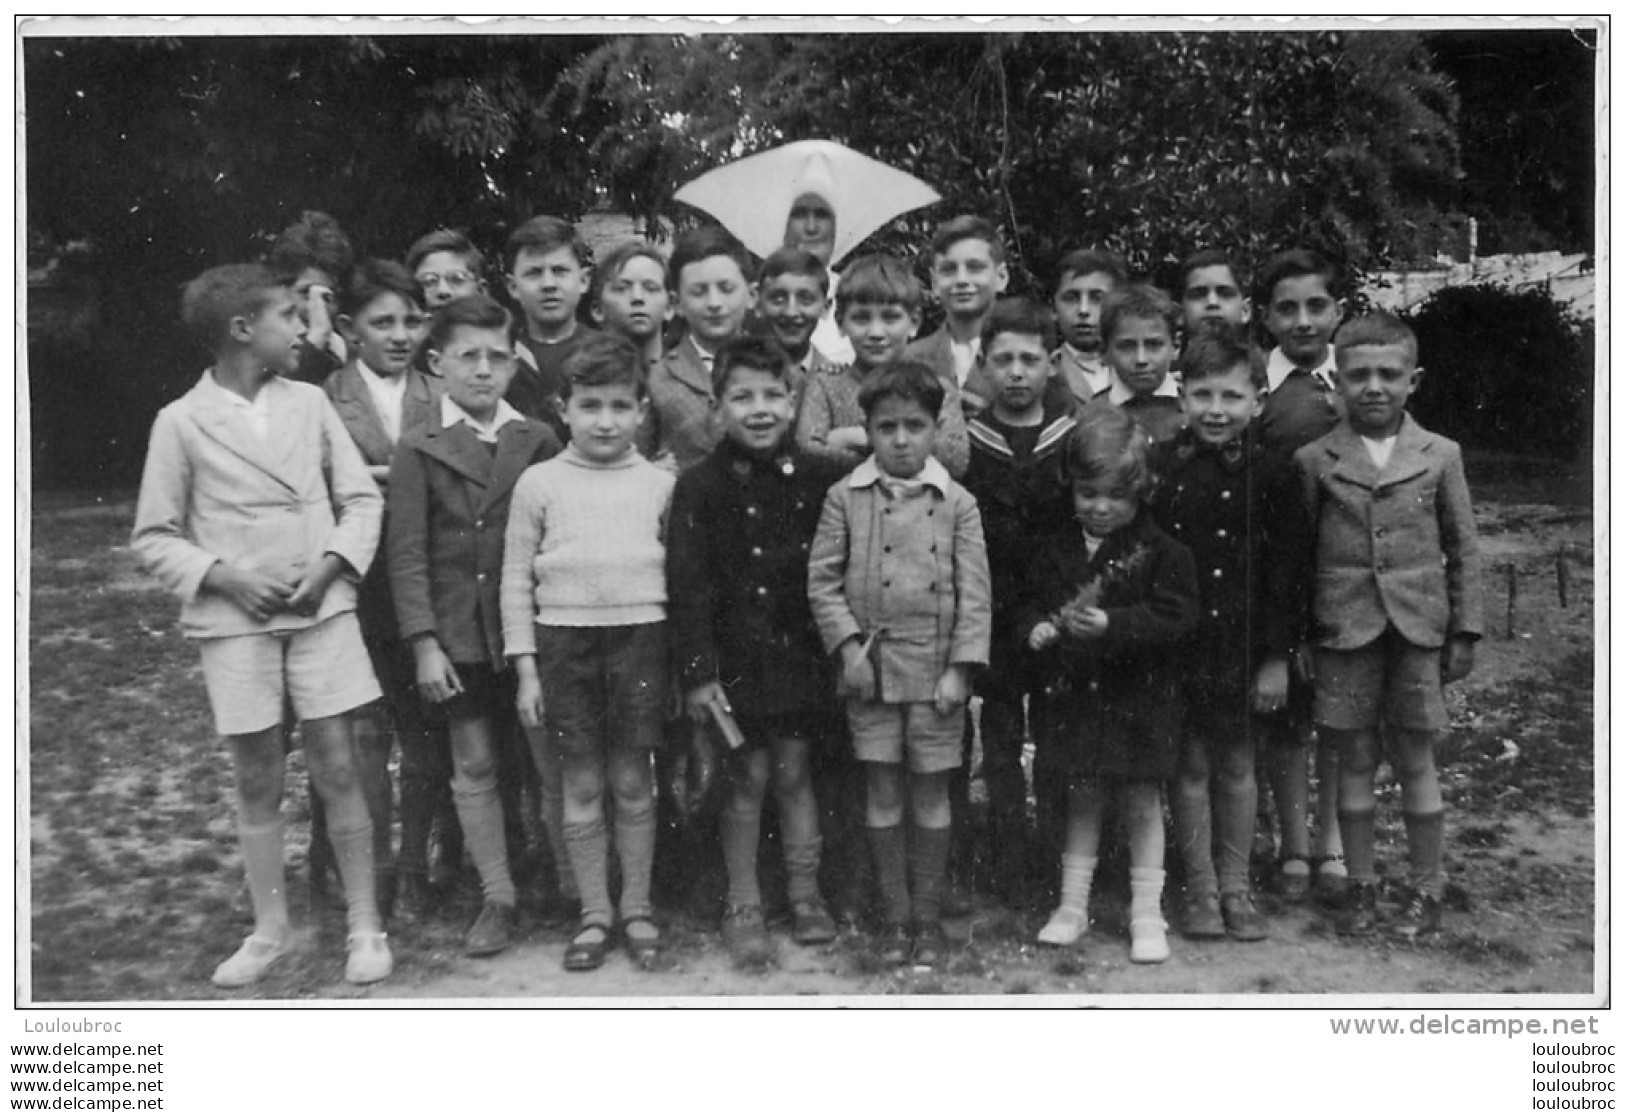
[[131, 197, 1480, 986]]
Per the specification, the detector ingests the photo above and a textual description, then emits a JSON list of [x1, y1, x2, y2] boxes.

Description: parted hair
[[1066, 402, 1153, 498], [981, 296, 1057, 351], [835, 254, 923, 317], [858, 360, 946, 420], [711, 335, 793, 395], [589, 240, 670, 308], [1100, 284, 1181, 344], [424, 294, 512, 353], [1175, 248, 1247, 298], [759, 246, 830, 295], [340, 258, 424, 319], [504, 215, 591, 274], [561, 331, 648, 400], [180, 263, 289, 349], [929, 214, 1007, 265], [1257, 247, 1344, 304], [1054, 248, 1129, 293], [406, 228, 487, 278], [1177, 321, 1267, 390], [666, 225, 754, 290]]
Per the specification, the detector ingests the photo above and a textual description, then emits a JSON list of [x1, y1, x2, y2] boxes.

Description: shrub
[[1404, 284, 1592, 460]]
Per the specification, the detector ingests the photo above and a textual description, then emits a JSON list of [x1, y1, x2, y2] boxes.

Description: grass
[[23, 476, 1598, 1001]]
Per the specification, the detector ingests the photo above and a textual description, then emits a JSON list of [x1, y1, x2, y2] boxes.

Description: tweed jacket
[[793, 361, 972, 479], [1048, 347, 1113, 409], [807, 456, 991, 704], [131, 371, 382, 639], [1014, 511, 1199, 779], [324, 363, 443, 641], [387, 415, 563, 665], [643, 338, 724, 472], [1149, 428, 1311, 697], [1295, 415, 1483, 652], [667, 437, 847, 721]]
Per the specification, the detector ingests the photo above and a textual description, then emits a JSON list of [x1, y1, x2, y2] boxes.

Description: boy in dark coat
[[667, 337, 847, 965]]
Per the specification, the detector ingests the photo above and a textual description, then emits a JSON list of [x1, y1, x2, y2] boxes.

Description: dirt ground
[[24, 456, 1599, 1003]]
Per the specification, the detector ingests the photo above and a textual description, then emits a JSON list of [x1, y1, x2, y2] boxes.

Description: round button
[[756, 586, 769, 598], [751, 546, 763, 557], [1220, 490, 1232, 501], [1212, 568, 1223, 578], [1216, 529, 1228, 539], [745, 506, 758, 517]]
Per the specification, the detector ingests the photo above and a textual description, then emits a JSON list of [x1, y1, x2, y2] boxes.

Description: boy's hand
[[1443, 636, 1477, 684], [684, 681, 729, 725], [1060, 606, 1108, 640], [303, 284, 335, 344], [412, 637, 464, 704], [201, 562, 293, 623], [826, 427, 870, 456], [515, 666, 545, 729], [284, 554, 345, 617], [1027, 621, 1060, 651], [933, 664, 971, 717], [1251, 655, 1291, 715], [1292, 644, 1316, 685], [368, 464, 391, 489], [837, 638, 877, 702]]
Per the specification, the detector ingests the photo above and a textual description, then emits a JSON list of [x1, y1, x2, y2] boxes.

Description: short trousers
[[1313, 629, 1447, 733], [847, 699, 964, 774], [437, 661, 515, 726], [198, 612, 381, 736], [535, 622, 668, 757]]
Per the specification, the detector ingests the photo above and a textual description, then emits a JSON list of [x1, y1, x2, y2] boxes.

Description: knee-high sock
[[563, 814, 612, 927], [328, 819, 382, 935], [1128, 866, 1166, 925], [784, 835, 823, 905], [868, 824, 911, 925], [540, 776, 577, 899], [353, 708, 396, 874], [721, 803, 763, 909], [1173, 779, 1216, 895], [453, 782, 515, 907], [615, 798, 657, 922], [1214, 774, 1258, 896], [1404, 809, 1445, 897], [1338, 808, 1378, 886], [909, 824, 953, 923], [237, 818, 290, 939]]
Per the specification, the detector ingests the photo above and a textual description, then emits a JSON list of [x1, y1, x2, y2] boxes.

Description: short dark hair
[[406, 228, 486, 278], [1175, 248, 1246, 298], [1334, 311, 1419, 365], [929, 215, 1006, 265], [836, 254, 923, 317], [267, 211, 354, 284], [340, 258, 424, 318], [1257, 248, 1344, 304], [1054, 248, 1128, 293], [180, 263, 289, 349], [758, 246, 830, 295], [980, 297, 1056, 351], [711, 335, 793, 395], [589, 240, 669, 308], [561, 331, 647, 400], [858, 361, 945, 420], [1100, 284, 1180, 344], [1066, 403, 1152, 498], [504, 215, 591, 274], [1177, 321, 1266, 390], [666, 225, 754, 290], [424, 293, 512, 354]]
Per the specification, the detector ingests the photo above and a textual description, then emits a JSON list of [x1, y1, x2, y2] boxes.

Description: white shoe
[[1130, 918, 1170, 964], [1037, 907, 1088, 946], [345, 932, 393, 985], [211, 934, 287, 988]]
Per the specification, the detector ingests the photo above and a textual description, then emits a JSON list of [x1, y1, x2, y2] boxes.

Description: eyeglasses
[[417, 270, 477, 291]]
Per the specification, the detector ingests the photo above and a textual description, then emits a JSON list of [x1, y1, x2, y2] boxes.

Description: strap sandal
[[562, 922, 614, 972], [621, 914, 664, 965]]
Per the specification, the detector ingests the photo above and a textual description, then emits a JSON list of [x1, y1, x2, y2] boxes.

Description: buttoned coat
[[667, 437, 847, 722], [131, 372, 382, 639], [1014, 512, 1199, 779], [1294, 415, 1483, 652], [1149, 428, 1311, 699], [807, 458, 991, 704], [643, 340, 723, 472], [387, 417, 563, 665], [324, 364, 443, 640]]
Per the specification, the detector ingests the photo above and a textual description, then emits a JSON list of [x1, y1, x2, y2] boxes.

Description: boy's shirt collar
[[440, 393, 523, 443], [848, 454, 952, 497], [1107, 374, 1180, 405], [1265, 345, 1337, 394], [201, 368, 273, 438], [687, 333, 719, 371]]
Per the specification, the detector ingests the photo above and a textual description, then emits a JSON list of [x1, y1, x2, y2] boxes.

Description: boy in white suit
[[131, 263, 391, 988]]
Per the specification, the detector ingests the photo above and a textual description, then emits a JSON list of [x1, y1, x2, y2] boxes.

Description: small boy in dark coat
[[1149, 325, 1312, 943], [1017, 405, 1198, 962], [667, 337, 847, 965]]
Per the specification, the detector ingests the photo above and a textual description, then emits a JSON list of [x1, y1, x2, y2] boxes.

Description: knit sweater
[[500, 445, 675, 650]]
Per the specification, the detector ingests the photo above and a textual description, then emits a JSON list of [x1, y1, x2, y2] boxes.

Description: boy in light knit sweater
[[501, 332, 676, 972]]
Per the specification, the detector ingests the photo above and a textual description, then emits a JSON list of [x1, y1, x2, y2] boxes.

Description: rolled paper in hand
[[706, 698, 748, 751]]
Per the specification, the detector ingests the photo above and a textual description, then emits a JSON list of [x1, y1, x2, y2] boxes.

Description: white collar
[[848, 454, 952, 496], [355, 359, 407, 393], [1265, 345, 1337, 393], [440, 393, 523, 441], [1108, 374, 1180, 405]]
